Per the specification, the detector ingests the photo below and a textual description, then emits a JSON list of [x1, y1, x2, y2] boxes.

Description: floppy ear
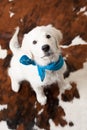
[[54, 29, 63, 49], [55, 29, 63, 43]]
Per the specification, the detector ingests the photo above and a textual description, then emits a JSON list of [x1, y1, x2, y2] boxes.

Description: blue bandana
[[19, 55, 64, 81]]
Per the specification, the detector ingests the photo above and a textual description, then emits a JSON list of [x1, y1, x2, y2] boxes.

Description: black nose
[[42, 44, 50, 52]]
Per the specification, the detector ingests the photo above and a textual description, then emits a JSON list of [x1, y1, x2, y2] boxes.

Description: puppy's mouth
[[41, 52, 54, 58]]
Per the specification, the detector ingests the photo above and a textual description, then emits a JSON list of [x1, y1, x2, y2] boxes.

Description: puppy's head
[[21, 25, 63, 66]]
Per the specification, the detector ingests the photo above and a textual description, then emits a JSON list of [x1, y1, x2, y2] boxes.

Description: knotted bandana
[[19, 55, 64, 81]]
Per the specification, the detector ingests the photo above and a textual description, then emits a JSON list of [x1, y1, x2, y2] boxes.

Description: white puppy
[[8, 25, 68, 105]]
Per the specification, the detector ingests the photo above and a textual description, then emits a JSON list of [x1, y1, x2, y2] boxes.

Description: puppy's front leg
[[33, 86, 47, 105], [58, 75, 72, 93]]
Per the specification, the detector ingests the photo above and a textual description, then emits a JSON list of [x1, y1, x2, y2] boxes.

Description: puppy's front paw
[[64, 83, 72, 91], [37, 95, 47, 105], [11, 83, 20, 93]]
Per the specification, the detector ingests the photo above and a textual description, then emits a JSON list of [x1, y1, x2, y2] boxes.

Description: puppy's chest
[[45, 70, 59, 83], [28, 66, 59, 85]]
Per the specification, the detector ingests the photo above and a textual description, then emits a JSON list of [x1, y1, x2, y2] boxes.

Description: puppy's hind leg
[[11, 78, 20, 92], [9, 70, 20, 92]]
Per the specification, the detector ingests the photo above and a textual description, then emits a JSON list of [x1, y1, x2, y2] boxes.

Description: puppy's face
[[22, 25, 63, 66]]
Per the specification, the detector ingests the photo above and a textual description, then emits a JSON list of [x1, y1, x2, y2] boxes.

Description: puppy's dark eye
[[33, 40, 37, 44], [46, 34, 51, 39]]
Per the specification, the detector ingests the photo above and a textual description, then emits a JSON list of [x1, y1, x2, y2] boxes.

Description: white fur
[[8, 25, 68, 105]]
